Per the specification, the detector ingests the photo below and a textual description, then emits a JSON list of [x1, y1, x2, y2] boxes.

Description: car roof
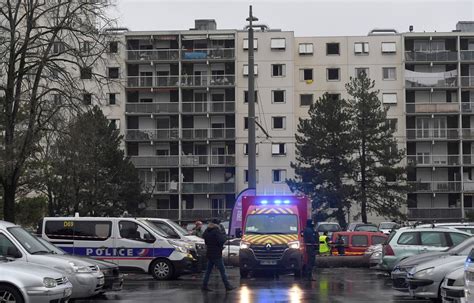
[[395, 226, 471, 233], [333, 231, 387, 236], [0, 220, 17, 228]]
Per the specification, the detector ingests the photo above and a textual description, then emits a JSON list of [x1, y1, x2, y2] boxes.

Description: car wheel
[[0, 285, 24, 303], [151, 259, 174, 280]]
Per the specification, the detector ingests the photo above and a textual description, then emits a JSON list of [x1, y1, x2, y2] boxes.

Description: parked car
[[331, 231, 387, 256], [0, 220, 104, 299], [391, 236, 474, 292], [315, 222, 341, 238], [347, 222, 379, 232], [378, 222, 400, 235], [363, 244, 383, 267], [36, 236, 123, 293], [381, 227, 470, 271], [222, 238, 240, 266], [441, 267, 465, 303], [0, 254, 73, 303]]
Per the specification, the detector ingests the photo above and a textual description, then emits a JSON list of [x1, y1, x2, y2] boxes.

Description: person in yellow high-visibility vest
[[319, 231, 331, 256]]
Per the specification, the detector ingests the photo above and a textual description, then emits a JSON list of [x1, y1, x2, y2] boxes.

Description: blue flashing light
[[260, 200, 268, 205], [274, 199, 282, 205], [283, 199, 291, 204]]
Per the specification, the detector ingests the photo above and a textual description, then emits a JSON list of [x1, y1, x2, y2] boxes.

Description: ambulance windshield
[[245, 214, 298, 235]]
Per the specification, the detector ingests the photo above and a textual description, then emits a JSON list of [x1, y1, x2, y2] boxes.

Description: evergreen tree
[[345, 73, 407, 223], [288, 93, 354, 227]]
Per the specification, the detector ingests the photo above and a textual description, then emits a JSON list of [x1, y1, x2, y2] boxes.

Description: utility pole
[[247, 5, 258, 191]]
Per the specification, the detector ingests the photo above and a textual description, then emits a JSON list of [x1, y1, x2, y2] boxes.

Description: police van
[[39, 217, 195, 280]]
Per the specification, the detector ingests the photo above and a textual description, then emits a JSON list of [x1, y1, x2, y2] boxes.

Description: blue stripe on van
[[60, 247, 174, 258]]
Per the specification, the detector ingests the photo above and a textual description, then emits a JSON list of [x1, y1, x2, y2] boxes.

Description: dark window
[[302, 69, 313, 81], [300, 94, 313, 106], [272, 143, 286, 155], [327, 94, 340, 101], [244, 90, 258, 103], [119, 221, 154, 242], [108, 67, 119, 79], [397, 232, 419, 245], [45, 220, 112, 241], [127, 142, 139, 156], [420, 232, 447, 247], [0, 233, 19, 257], [80, 67, 92, 79], [273, 117, 285, 129], [109, 93, 116, 105], [327, 68, 340, 81], [372, 236, 387, 245], [244, 117, 249, 130], [83, 93, 92, 105], [327, 43, 340, 55], [272, 64, 285, 77], [352, 235, 368, 247], [109, 41, 118, 53], [153, 222, 179, 238], [273, 90, 285, 103]]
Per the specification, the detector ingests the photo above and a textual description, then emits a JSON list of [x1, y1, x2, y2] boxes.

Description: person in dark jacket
[[303, 219, 317, 281], [201, 219, 235, 291], [335, 235, 345, 256]]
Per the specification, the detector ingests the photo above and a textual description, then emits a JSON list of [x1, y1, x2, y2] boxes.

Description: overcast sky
[[111, 0, 474, 36]]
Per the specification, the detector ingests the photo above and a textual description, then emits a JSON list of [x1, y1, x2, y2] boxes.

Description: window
[[271, 38, 286, 50], [449, 232, 469, 246], [397, 232, 419, 245], [327, 68, 340, 81], [352, 235, 368, 247], [272, 64, 286, 77], [108, 67, 119, 79], [355, 67, 369, 77], [300, 94, 313, 106], [244, 117, 258, 130], [272, 143, 286, 155], [272, 116, 286, 129], [382, 67, 396, 80], [243, 38, 258, 50], [53, 94, 62, 104], [152, 222, 180, 239], [109, 119, 120, 130], [52, 41, 65, 54], [244, 169, 259, 183], [372, 236, 387, 245], [272, 90, 286, 103], [81, 41, 91, 53], [243, 143, 259, 155], [354, 42, 369, 54], [244, 90, 258, 103], [0, 233, 19, 257], [109, 41, 118, 53], [300, 69, 313, 81], [80, 67, 92, 79], [119, 221, 154, 242], [45, 220, 112, 241], [272, 169, 287, 183], [326, 43, 340, 55], [386, 119, 398, 132], [243, 64, 258, 76], [382, 42, 397, 53], [327, 94, 340, 101], [82, 93, 92, 105], [299, 43, 313, 55], [108, 93, 117, 105], [383, 93, 398, 104], [420, 232, 447, 247]]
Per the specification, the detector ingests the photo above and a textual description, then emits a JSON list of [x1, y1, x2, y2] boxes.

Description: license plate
[[260, 260, 277, 265]]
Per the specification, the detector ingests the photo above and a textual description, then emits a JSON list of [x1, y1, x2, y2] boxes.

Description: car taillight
[[384, 244, 395, 256]]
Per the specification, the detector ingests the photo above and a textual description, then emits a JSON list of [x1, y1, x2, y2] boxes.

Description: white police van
[[39, 217, 195, 280]]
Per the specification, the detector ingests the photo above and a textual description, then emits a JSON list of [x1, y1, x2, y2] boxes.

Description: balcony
[[141, 209, 232, 221], [464, 182, 474, 192], [130, 156, 179, 168], [461, 51, 474, 61], [180, 75, 235, 87], [181, 155, 236, 167], [182, 101, 235, 114], [405, 76, 457, 88], [125, 129, 179, 141], [141, 182, 176, 194], [127, 49, 179, 61], [408, 181, 461, 193], [407, 208, 463, 220], [405, 50, 458, 62], [125, 103, 179, 114], [462, 103, 474, 113], [127, 76, 179, 88], [405, 103, 459, 114], [182, 48, 235, 60], [461, 129, 474, 140], [181, 182, 235, 194], [182, 128, 235, 140], [461, 76, 474, 88], [407, 154, 460, 166], [406, 128, 459, 140], [463, 155, 474, 165]]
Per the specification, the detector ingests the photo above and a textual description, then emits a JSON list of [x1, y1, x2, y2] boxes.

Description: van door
[[71, 220, 115, 263], [115, 220, 157, 272]]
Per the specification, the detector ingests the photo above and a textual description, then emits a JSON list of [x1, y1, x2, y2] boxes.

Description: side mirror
[[236, 228, 242, 238], [7, 246, 22, 259]]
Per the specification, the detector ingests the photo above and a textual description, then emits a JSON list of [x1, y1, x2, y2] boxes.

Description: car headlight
[[454, 278, 465, 287], [68, 262, 92, 273], [196, 243, 205, 250], [43, 277, 57, 288], [240, 241, 250, 249], [414, 267, 435, 278], [168, 240, 188, 254], [288, 241, 300, 249]]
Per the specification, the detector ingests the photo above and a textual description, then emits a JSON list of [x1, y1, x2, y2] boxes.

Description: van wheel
[[0, 285, 24, 303], [151, 259, 174, 280]]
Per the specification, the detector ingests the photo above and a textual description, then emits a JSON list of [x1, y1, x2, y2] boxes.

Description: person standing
[[303, 219, 317, 281], [193, 221, 204, 238], [335, 234, 345, 256], [319, 231, 331, 256], [201, 219, 235, 292]]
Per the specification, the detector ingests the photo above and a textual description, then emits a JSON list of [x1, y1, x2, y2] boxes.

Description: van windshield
[[140, 221, 172, 238], [167, 220, 189, 236], [8, 227, 50, 255], [245, 214, 298, 235]]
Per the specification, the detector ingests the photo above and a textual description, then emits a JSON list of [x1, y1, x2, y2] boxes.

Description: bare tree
[[0, 0, 116, 222]]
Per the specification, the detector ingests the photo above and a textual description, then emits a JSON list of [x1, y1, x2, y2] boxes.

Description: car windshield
[[245, 214, 298, 235], [317, 224, 341, 232], [379, 223, 397, 229], [355, 225, 378, 232], [37, 237, 65, 255], [8, 227, 50, 255]]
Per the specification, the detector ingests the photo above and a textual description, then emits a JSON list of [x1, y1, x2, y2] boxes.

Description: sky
[[111, 0, 474, 36]]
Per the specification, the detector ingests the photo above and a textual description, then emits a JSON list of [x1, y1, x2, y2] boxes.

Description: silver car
[[0, 256, 73, 303], [441, 267, 465, 303]]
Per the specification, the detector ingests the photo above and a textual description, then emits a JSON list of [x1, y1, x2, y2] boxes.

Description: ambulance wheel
[[151, 259, 174, 280], [240, 269, 249, 279]]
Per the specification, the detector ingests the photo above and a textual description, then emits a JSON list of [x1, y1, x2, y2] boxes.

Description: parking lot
[[76, 267, 431, 303]]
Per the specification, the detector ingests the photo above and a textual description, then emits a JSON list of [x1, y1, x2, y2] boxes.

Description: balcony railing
[[461, 76, 474, 88], [463, 155, 474, 165], [405, 50, 458, 62], [141, 182, 175, 194], [181, 155, 236, 167], [182, 48, 235, 60], [127, 49, 179, 61], [406, 128, 459, 140], [406, 103, 459, 114], [406, 154, 460, 166], [182, 101, 235, 114], [408, 181, 461, 192], [127, 76, 179, 88], [125, 103, 179, 114], [405, 76, 457, 88], [125, 129, 179, 141], [461, 51, 474, 61], [141, 209, 232, 221], [462, 103, 474, 113], [462, 129, 474, 140], [407, 208, 463, 220], [130, 156, 179, 168], [464, 182, 474, 192], [181, 182, 235, 194], [182, 128, 235, 140], [180, 75, 235, 87]]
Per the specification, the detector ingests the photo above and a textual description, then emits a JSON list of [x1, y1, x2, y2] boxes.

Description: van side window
[[119, 221, 154, 242], [45, 220, 111, 241], [352, 235, 368, 247], [372, 236, 387, 245], [397, 232, 419, 245], [0, 233, 17, 256], [420, 232, 447, 247]]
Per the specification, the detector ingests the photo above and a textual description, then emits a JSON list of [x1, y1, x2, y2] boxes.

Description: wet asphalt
[[77, 268, 431, 303]]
